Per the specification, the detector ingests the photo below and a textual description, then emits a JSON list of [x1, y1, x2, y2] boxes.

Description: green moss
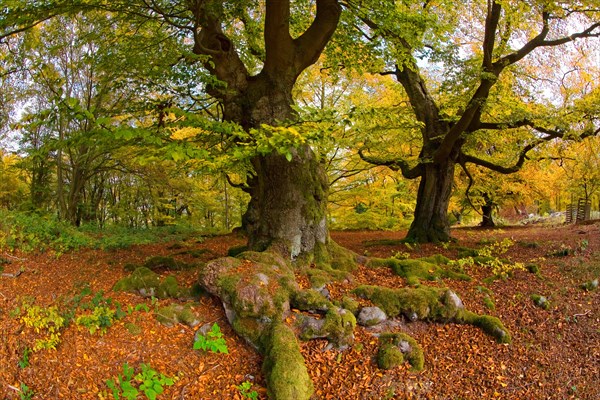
[[113, 267, 160, 294], [483, 295, 496, 311], [339, 296, 360, 315], [306, 268, 331, 288], [460, 311, 512, 344], [352, 285, 456, 321], [155, 305, 178, 326], [526, 264, 540, 274], [263, 324, 313, 400], [291, 289, 332, 312], [377, 343, 404, 370], [123, 262, 139, 272], [367, 256, 470, 285], [143, 256, 186, 271], [457, 247, 479, 258], [530, 294, 550, 310], [420, 254, 450, 265], [157, 275, 188, 299], [155, 304, 199, 327], [232, 316, 264, 347], [355, 285, 512, 343], [323, 308, 356, 345], [379, 333, 424, 371], [580, 279, 599, 291]]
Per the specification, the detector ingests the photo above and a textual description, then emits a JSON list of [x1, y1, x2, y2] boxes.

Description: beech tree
[[346, 0, 600, 241], [2, 1, 346, 259]]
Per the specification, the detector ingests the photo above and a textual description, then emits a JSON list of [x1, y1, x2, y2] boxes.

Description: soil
[[0, 223, 598, 399]]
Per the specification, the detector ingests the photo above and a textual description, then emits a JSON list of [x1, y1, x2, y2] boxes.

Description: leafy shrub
[[237, 381, 259, 400], [193, 323, 228, 354], [20, 302, 66, 351], [0, 210, 89, 253], [76, 305, 121, 335], [18, 347, 31, 369], [106, 363, 175, 400], [19, 383, 34, 400]]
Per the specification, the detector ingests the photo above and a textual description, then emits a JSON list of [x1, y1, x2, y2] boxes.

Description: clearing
[[1, 223, 598, 399]]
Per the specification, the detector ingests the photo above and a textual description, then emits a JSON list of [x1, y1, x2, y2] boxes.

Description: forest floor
[[0, 222, 599, 399]]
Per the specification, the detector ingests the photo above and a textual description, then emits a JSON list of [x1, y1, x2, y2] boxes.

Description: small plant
[[193, 323, 229, 354], [20, 302, 66, 351], [237, 381, 259, 400], [106, 363, 175, 400], [392, 251, 410, 260], [76, 305, 121, 335], [18, 347, 31, 369], [19, 383, 34, 400]]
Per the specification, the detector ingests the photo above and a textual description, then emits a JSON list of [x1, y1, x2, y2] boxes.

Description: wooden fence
[[566, 199, 591, 224]]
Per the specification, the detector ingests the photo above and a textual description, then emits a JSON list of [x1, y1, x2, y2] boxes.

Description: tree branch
[[293, 0, 342, 75], [358, 148, 422, 179]]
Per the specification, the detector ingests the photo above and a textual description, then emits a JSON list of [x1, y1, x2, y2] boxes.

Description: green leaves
[[193, 322, 229, 354], [106, 363, 175, 400]]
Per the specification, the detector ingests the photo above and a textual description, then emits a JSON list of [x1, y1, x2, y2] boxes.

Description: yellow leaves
[[169, 126, 205, 140]]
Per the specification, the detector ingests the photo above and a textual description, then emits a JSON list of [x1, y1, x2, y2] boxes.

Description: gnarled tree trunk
[[406, 160, 455, 242], [244, 147, 329, 258]]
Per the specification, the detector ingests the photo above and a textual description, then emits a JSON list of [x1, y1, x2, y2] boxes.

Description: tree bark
[[405, 160, 455, 242], [244, 146, 329, 258], [479, 192, 495, 227]]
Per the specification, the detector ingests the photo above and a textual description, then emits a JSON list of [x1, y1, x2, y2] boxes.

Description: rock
[[444, 290, 464, 311], [299, 307, 356, 349], [299, 316, 327, 340], [197, 251, 299, 349], [194, 323, 214, 342], [377, 343, 404, 370], [531, 294, 549, 310], [357, 306, 387, 327]]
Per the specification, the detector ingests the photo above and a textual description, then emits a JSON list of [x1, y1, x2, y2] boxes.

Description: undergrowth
[[0, 210, 202, 253]]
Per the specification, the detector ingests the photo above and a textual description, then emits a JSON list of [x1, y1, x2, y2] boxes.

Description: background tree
[[345, 0, 600, 241]]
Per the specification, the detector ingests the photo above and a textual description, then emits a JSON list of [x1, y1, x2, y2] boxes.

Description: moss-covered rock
[[157, 275, 190, 299], [143, 256, 188, 271], [114, 267, 190, 299], [352, 285, 463, 321], [377, 343, 404, 370], [530, 294, 550, 310], [113, 267, 161, 297], [298, 307, 356, 349], [378, 332, 424, 371], [339, 296, 360, 315], [263, 324, 314, 400], [367, 255, 470, 285], [460, 311, 512, 344], [291, 289, 332, 312], [353, 285, 511, 343], [156, 303, 200, 327], [580, 278, 599, 291]]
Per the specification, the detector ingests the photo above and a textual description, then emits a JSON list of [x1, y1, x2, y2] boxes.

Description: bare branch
[[358, 148, 422, 179]]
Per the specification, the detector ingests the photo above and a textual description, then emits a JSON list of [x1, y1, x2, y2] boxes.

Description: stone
[[357, 306, 387, 327]]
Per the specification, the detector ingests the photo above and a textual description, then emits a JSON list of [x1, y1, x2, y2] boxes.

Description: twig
[[573, 310, 591, 318], [0, 291, 6, 299], [2, 253, 27, 261], [6, 385, 20, 392], [1, 269, 24, 278]]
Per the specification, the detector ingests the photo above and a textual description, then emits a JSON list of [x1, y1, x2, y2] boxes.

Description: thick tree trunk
[[243, 145, 329, 259], [406, 161, 455, 242], [480, 193, 495, 227]]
